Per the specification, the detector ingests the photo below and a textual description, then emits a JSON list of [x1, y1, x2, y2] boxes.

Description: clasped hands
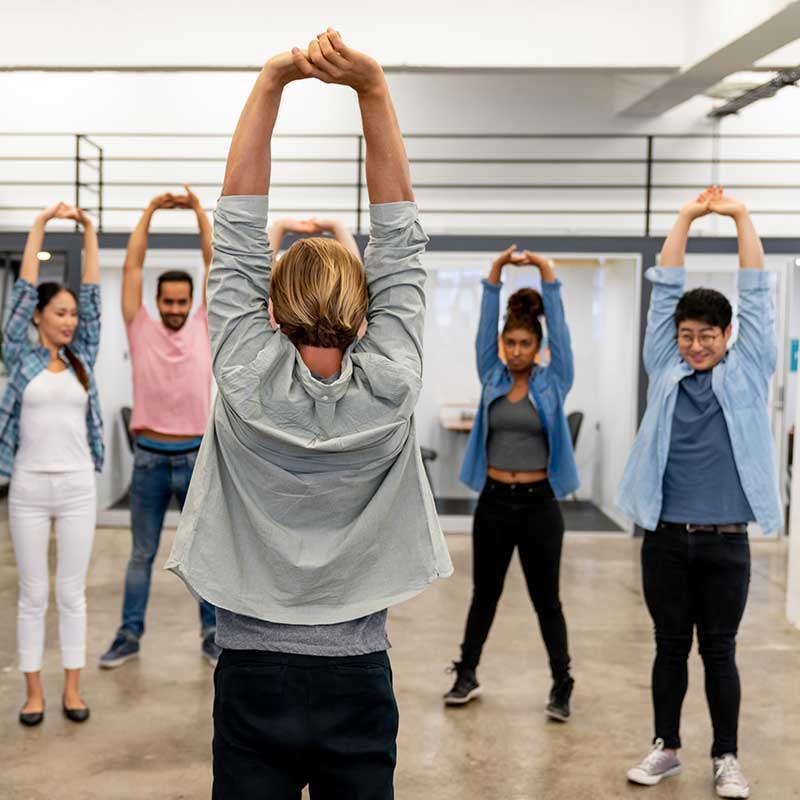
[[493, 245, 554, 272], [263, 28, 385, 95], [681, 186, 747, 222], [38, 202, 92, 228], [149, 184, 203, 212]]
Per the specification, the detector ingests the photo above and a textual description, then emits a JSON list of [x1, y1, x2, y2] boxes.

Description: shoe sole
[[98, 652, 139, 669], [443, 686, 483, 706], [545, 708, 570, 722], [627, 765, 682, 785], [715, 786, 750, 799]]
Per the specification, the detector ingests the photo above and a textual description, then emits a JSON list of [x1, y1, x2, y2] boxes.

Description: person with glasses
[[617, 187, 781, 798]]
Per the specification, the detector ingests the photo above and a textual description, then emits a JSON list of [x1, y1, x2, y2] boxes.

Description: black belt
[[658, 522, 747, 534]]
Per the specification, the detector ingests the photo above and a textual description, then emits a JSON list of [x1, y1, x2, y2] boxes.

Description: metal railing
[[1, 132, 799, 235]]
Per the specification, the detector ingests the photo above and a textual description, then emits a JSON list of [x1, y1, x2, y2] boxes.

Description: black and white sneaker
[[545, 676, 574, 721], [443, 662, 482, 706]]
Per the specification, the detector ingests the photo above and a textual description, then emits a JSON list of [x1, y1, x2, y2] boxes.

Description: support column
[[787, 391, 800, 629]]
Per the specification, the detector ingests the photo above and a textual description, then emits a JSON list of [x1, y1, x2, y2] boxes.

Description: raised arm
[[4, 204, 64, 364], [122, 193, 176, 324], [643, 191, 712, 375], [56, 206, 103, 366], [708, 188, 764, 271], [293, 29, 412, 204], [522, 251, 574, 393], [476, 245, 526, 382], [183, 185, 213, 305], [208, 54, 308, 379], [710, 190, 773, 379], [19, 203, 64, 284]]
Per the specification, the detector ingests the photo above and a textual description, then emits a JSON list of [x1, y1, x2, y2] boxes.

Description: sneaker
[[713, 754, 750, 798], [627, 739, 682, 785], [443, 662, 482, 706], [99, 631, 140, 669], [545, 676, 574, 722], [201, 631, 222, 668]]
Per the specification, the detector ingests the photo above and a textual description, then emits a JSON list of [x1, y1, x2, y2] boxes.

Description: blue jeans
[[120, 444, 216, 638]]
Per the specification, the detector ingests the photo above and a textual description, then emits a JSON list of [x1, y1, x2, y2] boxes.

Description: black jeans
[[212, 649, 398, 799], [642, 524, 751, 757], [460, 478, 570, 681]]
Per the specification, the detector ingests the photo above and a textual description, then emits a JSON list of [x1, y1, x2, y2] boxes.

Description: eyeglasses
[[677, 332, 721, 347]]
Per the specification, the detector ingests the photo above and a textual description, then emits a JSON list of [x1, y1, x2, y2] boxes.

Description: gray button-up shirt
[[166, 195, 453, 625]]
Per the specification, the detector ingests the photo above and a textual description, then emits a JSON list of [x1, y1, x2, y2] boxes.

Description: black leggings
[[459, 478, 570, 681], [642, 525, 751, 758]]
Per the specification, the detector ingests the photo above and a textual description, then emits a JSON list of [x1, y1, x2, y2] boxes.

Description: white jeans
[[8, 468, 97, 672]]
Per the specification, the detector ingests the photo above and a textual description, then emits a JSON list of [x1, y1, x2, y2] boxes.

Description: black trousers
[[460, 478, 570, 681], [212, 649, 398, 799], [642, 525, 751, 757]]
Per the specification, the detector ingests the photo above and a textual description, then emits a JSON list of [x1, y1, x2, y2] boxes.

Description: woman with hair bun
[[445, 245, 579, 721], [0, 202, 103, 726]]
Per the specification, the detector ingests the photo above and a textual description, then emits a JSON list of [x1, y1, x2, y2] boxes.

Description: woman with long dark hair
[[445, 246, 579, 721], [0, 202, 103, 725]]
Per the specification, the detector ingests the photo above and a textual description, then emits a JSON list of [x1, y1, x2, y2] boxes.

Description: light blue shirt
[[616, 266, 782, 533]]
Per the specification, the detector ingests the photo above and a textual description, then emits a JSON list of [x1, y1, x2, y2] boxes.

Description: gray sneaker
[[99, 631, 140, 669], [713, 754, 750, 798], [627, 739, 682, 786]]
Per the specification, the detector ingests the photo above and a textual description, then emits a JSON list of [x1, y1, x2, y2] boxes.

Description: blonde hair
[[270, 237, 368, 350]]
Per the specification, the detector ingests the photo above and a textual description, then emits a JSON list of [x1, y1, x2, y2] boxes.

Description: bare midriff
[[487, 467, 548, 484], [138, 428, 200, 443]]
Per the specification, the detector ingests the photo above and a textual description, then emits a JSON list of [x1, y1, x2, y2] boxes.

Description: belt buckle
[[685, 524, 710, 534]]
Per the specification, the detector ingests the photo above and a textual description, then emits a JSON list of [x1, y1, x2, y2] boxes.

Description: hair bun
[[507, 287, 543, 319]]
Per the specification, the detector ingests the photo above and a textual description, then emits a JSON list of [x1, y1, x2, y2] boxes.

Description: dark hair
[[157, 270, 194, 298], [36, 283, 90, 392], [503, 287, 544, 341], [674, 288, 732, 331]]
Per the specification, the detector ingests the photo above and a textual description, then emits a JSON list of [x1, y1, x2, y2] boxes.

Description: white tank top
[[15, 367, 93, 472]]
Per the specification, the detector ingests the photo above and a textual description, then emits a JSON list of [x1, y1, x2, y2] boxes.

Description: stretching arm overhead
[[122, 193, 180, 324]]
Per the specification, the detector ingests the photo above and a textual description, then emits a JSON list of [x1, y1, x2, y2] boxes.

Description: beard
[[160, 312, 189, 331]]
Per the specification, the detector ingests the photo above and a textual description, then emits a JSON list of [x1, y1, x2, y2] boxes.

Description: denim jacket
[[0, 279, 104, 478], [459, 278, 580, 498], [615, 266, 782, 533]]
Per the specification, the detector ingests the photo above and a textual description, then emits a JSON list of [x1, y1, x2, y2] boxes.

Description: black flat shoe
[[19, 708, 44, 726], [62, 704, 90, 723]]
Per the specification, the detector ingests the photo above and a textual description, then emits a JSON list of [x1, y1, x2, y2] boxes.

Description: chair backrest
[[121, 407, 135, 453], [567, 411, 584, 450]]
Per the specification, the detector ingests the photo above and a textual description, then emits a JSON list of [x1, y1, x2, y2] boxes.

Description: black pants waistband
[[483, 476, 555, 501]]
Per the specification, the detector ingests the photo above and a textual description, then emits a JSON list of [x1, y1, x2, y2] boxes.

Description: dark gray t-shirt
[[487, 395, 549, 472], [661, 370, 754, 525]]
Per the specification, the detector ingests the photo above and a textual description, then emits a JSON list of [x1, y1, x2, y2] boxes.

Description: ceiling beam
[[620, 1, 800, 116]]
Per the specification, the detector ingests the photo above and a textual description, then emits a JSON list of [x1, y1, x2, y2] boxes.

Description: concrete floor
[[1, 517, 798, 799]]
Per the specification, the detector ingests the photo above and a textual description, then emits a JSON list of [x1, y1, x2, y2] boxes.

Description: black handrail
[[0, 132, 798, 234]]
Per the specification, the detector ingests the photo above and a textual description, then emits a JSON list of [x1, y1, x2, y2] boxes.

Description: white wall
[[4, 68, 799, 237]]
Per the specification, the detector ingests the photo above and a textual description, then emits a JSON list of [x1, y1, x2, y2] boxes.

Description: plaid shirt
[[0, 279, 104, 478]]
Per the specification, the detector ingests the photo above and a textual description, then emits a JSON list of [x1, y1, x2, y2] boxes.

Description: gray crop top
[[487, 395, 549, 472]]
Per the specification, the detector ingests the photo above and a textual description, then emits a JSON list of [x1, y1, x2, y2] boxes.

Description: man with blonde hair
[[166, 29, 452, 798]]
